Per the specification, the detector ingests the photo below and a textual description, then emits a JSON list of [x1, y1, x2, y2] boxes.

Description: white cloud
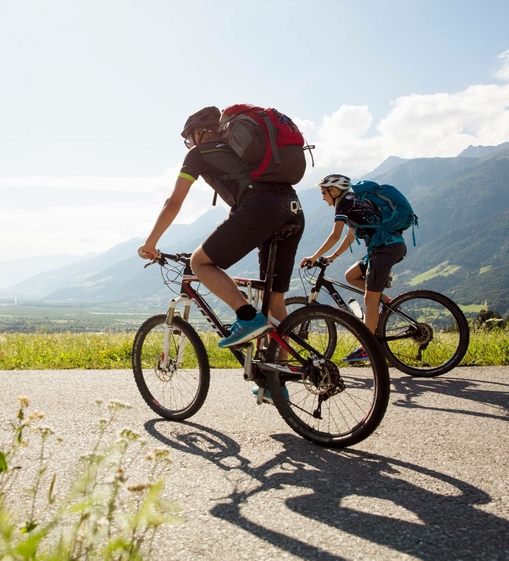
[[494, 50, 509, 82], [299, 80, 509, 178], [378, 84, 509, 159]]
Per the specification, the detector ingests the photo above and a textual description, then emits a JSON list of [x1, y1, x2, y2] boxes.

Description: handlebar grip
[[159, 252, 192, 264]]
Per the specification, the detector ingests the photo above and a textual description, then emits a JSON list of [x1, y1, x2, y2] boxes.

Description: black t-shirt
[[179, 140, 253, 207], [335, 193, 381, 247]]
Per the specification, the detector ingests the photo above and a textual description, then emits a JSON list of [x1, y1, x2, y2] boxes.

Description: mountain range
[[2, 142, 509, 316]]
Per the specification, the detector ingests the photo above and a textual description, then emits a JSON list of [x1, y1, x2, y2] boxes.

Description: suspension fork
[[161, 296, 192, 368]]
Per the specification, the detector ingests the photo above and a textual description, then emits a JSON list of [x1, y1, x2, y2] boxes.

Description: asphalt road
[[1, 366, 508, 560]]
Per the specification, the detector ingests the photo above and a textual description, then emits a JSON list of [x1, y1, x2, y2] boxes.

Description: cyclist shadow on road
[[390, 374, 509, 421], [145, 419, 508, 560]]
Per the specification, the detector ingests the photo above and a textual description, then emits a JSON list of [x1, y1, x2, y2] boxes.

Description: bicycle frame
[[160, 263, 324, 381], [160, 263, 266, 374], [154, 224, 323, 385], [302, 259, 421, 341]]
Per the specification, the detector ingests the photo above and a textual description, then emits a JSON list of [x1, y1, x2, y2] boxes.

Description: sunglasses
[[184, 135, 195, 149]]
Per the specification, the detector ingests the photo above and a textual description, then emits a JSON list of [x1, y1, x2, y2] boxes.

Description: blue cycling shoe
[[218, 312, 273, 348], [252, 385, 289, 405]]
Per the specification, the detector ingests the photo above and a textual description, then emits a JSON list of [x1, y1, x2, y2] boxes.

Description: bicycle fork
[[160, 297, 191, 369]]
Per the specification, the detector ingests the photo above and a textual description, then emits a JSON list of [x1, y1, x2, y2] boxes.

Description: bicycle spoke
[[379, 290, 469, 376], [132, 315, 210, 420], [267, 306, 390, 448]]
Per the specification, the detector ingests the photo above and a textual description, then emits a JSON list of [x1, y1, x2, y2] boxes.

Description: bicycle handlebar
[[302, 257, 330, 270], [143, 251, 192, 269]]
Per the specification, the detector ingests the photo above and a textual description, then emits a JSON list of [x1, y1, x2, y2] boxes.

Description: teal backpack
[[350, 180, 418, 251]]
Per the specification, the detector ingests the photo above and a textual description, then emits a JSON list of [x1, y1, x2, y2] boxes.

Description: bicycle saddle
[[272, 224, 301, 241]]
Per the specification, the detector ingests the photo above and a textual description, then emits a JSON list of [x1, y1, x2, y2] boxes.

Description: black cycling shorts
[[358, 242, 407, 292], [201, 185, 305, 293]]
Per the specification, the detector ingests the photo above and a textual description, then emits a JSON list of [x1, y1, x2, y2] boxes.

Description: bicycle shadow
[[144, 419, 508, 560], [390, 374, 509, 421]]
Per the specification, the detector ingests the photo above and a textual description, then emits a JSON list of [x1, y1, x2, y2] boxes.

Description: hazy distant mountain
[[0, 238, 145, 299], [4, 144, 509, 315], [361, 156, 409, 180], [457, 142, 509, 159], [1, 207, 227, 300], [0, 253, 96, 288]]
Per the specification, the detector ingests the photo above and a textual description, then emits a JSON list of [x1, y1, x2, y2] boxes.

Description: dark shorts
[[202, 185, 305, 293], [358, 242, 407, 292]]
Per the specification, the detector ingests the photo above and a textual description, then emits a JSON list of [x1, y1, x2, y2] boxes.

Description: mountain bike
[[285, 258, 469, 377], [132, 225, 390, 448]]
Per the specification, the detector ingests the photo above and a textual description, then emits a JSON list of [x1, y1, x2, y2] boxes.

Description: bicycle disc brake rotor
[[154, 357, 177, 381], [303, 360, 345, 396], [411, 323, 433, 346]]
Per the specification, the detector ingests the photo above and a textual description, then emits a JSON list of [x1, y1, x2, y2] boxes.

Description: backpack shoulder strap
[[260, 112, 281, 163]]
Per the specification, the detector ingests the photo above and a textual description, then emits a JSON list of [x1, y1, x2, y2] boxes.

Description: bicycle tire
[[132, 314, 210, 420], [377, 290, 470, 377], [266, 305, 390, 448], [284, 296, 337, 358]]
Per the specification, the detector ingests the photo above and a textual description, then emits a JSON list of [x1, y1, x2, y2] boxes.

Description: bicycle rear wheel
[[378, 290, 470, 377], [266, 305, 390, 448], [132, 314, 210, 420]]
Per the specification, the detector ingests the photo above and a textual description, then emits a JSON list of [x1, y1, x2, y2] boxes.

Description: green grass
[[0, 333, 135, 369], [0, 326, 508, 369], [459, 304, 485, 313], [462, 328, 509, 366], [409, 261, 461, 286]]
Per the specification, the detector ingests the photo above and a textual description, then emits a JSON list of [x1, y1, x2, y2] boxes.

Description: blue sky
[[1, 0, 509, 260]]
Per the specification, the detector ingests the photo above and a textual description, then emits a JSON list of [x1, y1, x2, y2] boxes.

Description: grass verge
[[0, 327, 508, 369]]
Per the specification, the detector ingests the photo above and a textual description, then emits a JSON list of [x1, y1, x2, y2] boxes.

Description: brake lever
[[143, 251, 163, 268], [300, 259, 313, 269]]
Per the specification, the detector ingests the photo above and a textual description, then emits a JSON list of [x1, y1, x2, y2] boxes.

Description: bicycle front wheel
[[378, 290, 470, 377], [266, 305, 390, 448], [132, 314, 210, 420]]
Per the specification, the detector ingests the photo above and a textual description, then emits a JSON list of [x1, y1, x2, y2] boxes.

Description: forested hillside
[[371, 146, 509, 314]]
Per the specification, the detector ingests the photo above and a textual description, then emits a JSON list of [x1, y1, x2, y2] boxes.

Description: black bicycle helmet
[[181, 106, 221, 138]]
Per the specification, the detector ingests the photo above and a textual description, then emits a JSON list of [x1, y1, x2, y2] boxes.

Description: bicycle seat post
[[261, 238, 279, 318], [261, 224, 301, 318]]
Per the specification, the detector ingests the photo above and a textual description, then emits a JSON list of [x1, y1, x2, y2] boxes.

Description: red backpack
[[218, 104, 312, 185]]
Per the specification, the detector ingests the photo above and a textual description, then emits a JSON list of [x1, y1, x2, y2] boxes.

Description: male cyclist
[[138, 106, 305, 348], [300, 174, 406, 362]]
